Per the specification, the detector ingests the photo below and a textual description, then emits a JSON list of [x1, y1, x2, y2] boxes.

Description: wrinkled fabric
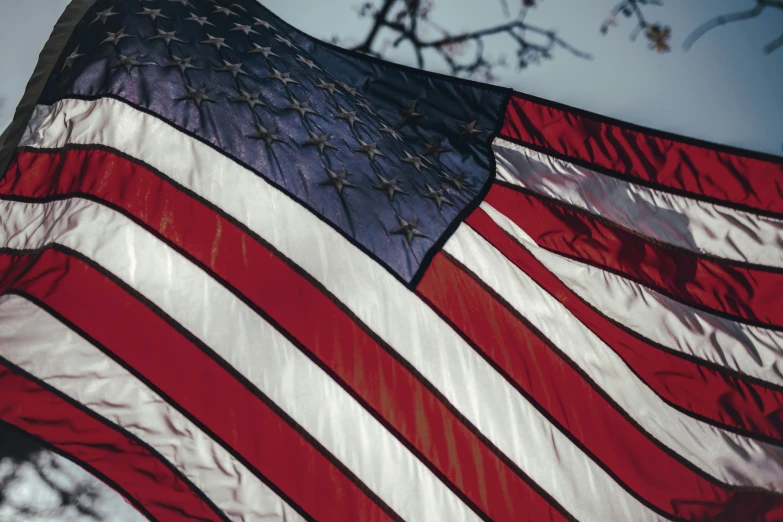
[[0, 294, 300, 522], [3, 2, 783, 521], [39, 0, 508, 284], [0, 196, 476, 522], [500, 94, 783, 216], [493, 137, 783, 268]]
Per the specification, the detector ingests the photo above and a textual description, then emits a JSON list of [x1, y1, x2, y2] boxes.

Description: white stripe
[[492, 137, 783, 269], [0, 197, 478, 522], [448, 219, 783, 494], [481, 200, 783, 389], [0, 294, 303, 522], [17, 97, 672, 522]]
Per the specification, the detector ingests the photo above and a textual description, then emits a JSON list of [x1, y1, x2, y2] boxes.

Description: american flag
[[1, 0, 783, 521]]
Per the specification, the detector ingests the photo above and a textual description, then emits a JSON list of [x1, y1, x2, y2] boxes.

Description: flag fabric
[[1, 1, 783, 521]]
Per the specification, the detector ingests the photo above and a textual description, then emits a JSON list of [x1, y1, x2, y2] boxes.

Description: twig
[[683, 0, 783, 52], [764, 32, 783, 53], [498, 0, 510, 18], [354, 0, 398, 54], [601, 0, 670, 52], [345, 0, 589, 78], [683, 3, 765, 50]]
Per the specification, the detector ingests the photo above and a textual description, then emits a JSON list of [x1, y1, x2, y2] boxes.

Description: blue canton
[[43, 0, 508, 285]]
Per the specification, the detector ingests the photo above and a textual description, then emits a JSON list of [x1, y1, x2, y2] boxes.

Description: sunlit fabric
[[1, 1, 783, 521]]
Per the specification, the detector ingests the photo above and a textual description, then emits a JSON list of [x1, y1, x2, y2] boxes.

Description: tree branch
[[683, 0, 783, 52], [422, 21, 519, 47], [498, 0, 511, 18], [354, 0, 398, 53], [600, 0, 671, 52], [764, 31, 783, 53], [345, 0, 589, 79], [683, 3, 765, 50]]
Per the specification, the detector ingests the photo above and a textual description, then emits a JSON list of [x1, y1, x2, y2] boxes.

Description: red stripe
[[2, 148, 570, 522], [0, 360, 221, 522], [1, 249, 390, 522], [499, 95, 783, 216], [466, 204, 783, 445], [485, 182, 783, 328], [418, 248, 783, 522]]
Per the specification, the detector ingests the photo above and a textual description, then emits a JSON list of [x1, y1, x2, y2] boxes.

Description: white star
[[333, 106, 365, 128], [420, 137, 451, 161], [440, 171, 474, 192], [62, 46, 84, 71], [231, 90, 266, 109], [230, 24, 259, 36], [356, 100, 376, 116], [295, 54, 321, 71], [248, 123, 285, 147], [213, 6, 239, 16], [200, 34, 232, 50], [400, 150, 429, 172], [390, 215, 426, 246], [320, 168, 356, 194], [253, 18, 275, 30], [111, 53, 146, 73], [90, 7, 117, 25], [275, 35, 298, 49], [100, 27, 133, 47], [165, 55, 202, 73], [352, 139, 386, 161], [379, 122, 402, 141], [184, 13, 213, 26], [177, 86, 214, 107], [421, 184, 454, 210], [285, 97, 317, 119], [268, 68, 298, 86], [248, 44, 279, 59], [148, 29, 185, 45], [338, 81, 364, 98], [303, 130, 338, 154], [215, 60, 247, 78], [373, 174, 406, 201], [137, 8, 168, 21], [398, 101, 424, 127], [458, 120, 482, 141], [315, 79, 340, 95]]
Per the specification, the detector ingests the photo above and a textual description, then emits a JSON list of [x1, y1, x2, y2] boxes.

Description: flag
[[1, 1, 783, 521]]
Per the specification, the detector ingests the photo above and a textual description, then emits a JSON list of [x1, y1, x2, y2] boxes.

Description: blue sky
[[1, 1, 782, 155]]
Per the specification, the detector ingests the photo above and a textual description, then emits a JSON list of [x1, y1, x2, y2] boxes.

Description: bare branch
[[498, 0, 510, 18], [764, 31, 783, 53], [422, 20, 534, 48], [683, 0, 783, 52], [343, 0, 589, 79], [600, 0, 671, 52], [354, 0, 399, 54], [683, 3, 765, 50]]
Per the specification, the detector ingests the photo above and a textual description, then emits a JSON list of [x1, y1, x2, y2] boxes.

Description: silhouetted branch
[[684, 3, 764, 50], [764, 32, 783, 54], [498, 0, 511, 18], [346, 0, 590, 79], [601, 0, 671, 52], [683, 0, 783, 53], [0, 425, 106, 521]]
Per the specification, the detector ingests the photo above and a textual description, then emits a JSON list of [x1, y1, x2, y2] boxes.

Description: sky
[[1, 0, 782, 155], [0, 0, 781, 519]]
